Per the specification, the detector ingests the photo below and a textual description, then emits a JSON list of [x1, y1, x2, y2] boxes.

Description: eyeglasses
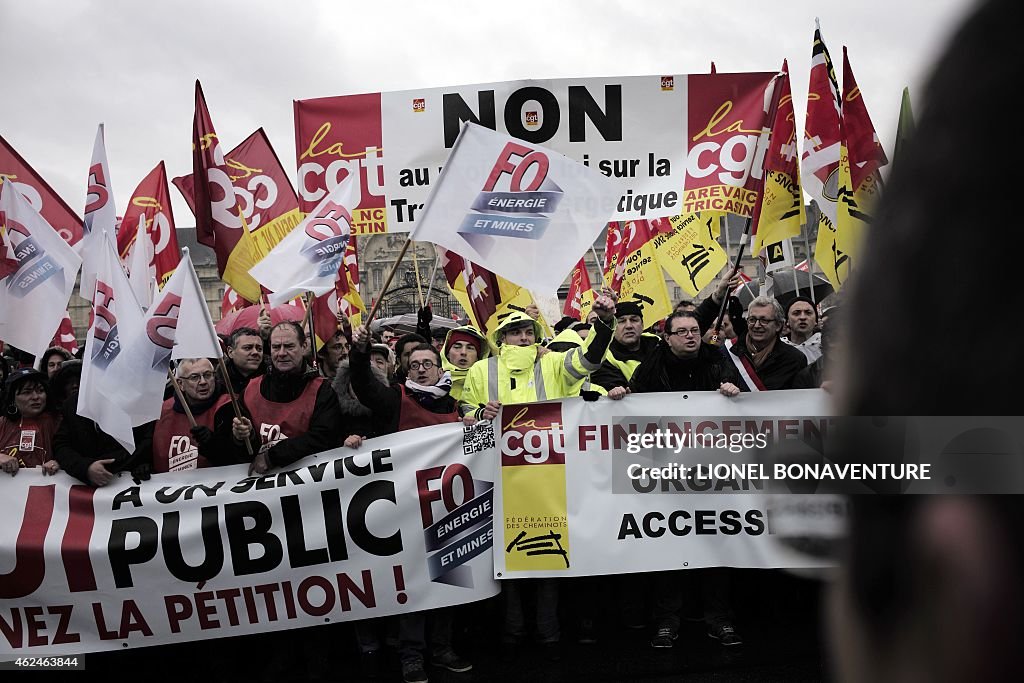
[[668, 328, 701, 337], [746, 317, 777, 327], [182, 371, 216, 383], [409, 360, 436, 371]]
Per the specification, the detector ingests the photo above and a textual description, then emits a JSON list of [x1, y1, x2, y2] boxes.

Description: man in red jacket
[[233, 322, 343, 474], [152, 358, 251, 472]]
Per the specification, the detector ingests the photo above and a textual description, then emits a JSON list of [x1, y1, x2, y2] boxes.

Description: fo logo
[[524, 111, 539, 127], [661, 76, 674, 91], [412, 98, 425, 113], [500, 403, 566, 466]]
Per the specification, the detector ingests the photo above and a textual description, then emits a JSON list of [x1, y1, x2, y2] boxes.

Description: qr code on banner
[[463, 421, 496, 455]]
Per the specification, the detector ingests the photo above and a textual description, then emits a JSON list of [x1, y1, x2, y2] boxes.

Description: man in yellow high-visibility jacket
[[460, 293, 617, 419]]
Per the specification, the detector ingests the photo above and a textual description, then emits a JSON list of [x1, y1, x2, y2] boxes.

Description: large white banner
[[1, 389, 835, 655], [493, 390, 836, 578], [0, 422, 499, 656], [294, 71, 776, 233]]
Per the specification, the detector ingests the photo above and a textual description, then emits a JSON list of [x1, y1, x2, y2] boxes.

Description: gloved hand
[[190, 425, 215, 447], [131, 462, 152, 485]]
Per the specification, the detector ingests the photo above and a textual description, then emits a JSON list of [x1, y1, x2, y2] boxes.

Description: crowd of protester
[[0, 268, 837, 682]]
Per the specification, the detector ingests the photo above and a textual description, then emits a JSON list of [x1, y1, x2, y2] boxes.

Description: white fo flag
[[126, 214, 155, 310], [0, 181, 83, 360], [249, 174, 357, 307], [410, 122, 622, 293], [80, 123, 118, 299], [170, 248, 222, 361], [78, 232, 144, 452], [106, 248, 221, 427]]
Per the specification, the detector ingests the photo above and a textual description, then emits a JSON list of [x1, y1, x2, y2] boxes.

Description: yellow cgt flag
[[653, 213, 728, 298], [816, 144, 879, 290], [606, 221, 672, 329]]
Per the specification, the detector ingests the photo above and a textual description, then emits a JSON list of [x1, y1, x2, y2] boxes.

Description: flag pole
[[423, 248, 441, 307], [791, 253, 800, 296], [365, 236, 413, 327], [411, 242, 425, 309], [711, 72, 785, 345], [805, 203, 818, 305], [590, 245, 602, 274], [302, 291, 319, 369], [167, 369, 197, 428], [214, 355, 254, 457]]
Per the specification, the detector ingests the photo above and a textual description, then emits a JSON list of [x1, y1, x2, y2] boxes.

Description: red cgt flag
[[0, 134, 83, 248], [186, 81, 261, 302], [50, 311, 77, 353], [841, 47, 889, 191], [118, 161, 181, 288], [562, 257, 592, 320], [175, 127, 303, 264]]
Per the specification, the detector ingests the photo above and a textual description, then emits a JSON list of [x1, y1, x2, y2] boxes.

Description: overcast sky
[[1, 0, 977, 225]]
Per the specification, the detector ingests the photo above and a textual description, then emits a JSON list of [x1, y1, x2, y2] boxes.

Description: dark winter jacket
[[629, 342, 741, 394], [726, 338, 808, 391], [53, 399, 154, 486], [332, 357, 392, 440]]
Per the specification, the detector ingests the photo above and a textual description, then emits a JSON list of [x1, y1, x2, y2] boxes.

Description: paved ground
[[83, 570, 829, 682]]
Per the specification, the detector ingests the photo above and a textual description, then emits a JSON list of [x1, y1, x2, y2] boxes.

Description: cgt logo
[[660, 76, 674, 91], [412, 98, 425, 113], [524, 111, 539, 127], [500, 403, 566, 466]]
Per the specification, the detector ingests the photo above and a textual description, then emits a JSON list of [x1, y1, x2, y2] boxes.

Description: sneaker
[[650, 627, 678, 648], [708, 623, 743, 646], [578, 619, 597, 645], [401, 660, 429, 683], [430, 649, 472, 673]]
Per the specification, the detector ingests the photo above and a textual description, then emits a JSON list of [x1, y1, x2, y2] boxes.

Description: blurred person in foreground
[[832, 1, 1024, 680]]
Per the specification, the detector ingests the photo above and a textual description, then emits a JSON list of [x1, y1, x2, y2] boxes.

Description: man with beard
[[781, 296, 822, 363], [317, 329, 351, 380]]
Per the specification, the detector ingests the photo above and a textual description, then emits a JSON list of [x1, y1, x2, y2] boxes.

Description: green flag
[[894, 87, 915, 166]]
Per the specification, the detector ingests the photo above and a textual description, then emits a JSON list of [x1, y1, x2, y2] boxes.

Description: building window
[[373, 268, 382, 290]]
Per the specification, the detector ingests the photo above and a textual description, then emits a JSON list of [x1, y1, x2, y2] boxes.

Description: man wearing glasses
[[346, 324, 470, 681], [725, 297, 807, 391], [348, 325, 461, 435], [628, 310, 743, 649], [152, 358, 249, 472], [629, 311, 741, 396]]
